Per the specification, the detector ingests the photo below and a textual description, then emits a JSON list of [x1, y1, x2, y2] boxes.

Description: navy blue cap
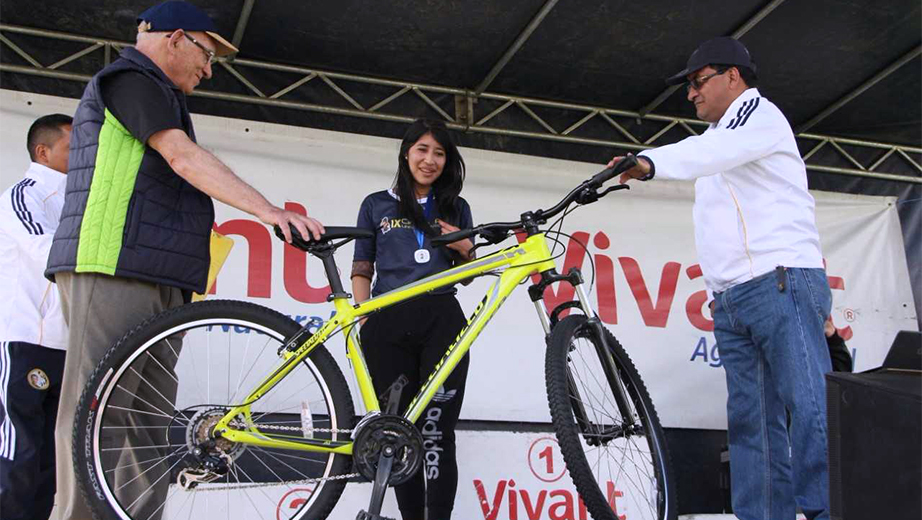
[[137, 1, 238, 56], [666, 37, 756, 86]]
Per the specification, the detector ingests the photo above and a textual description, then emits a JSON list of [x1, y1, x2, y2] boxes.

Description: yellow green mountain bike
[[73, 156, 676, 520]]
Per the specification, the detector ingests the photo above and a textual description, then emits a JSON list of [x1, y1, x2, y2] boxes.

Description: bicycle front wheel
[[73, 300, 355, 520], [545, 315, 676, 520]]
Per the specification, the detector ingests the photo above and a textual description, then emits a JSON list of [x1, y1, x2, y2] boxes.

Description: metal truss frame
[[796, 44, 922, 134], [1, 23, 919, 184], [639, 0, 789, 117]]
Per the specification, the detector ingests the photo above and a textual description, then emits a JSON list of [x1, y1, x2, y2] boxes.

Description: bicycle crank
[[352, 414, 423, 486]]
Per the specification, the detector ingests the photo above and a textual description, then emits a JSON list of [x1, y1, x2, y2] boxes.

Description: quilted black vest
[[46, 47, 214, 294]]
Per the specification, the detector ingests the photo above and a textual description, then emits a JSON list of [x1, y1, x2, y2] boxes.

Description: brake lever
[[574, 182, 630, 205], [466, 228, 511, 258], [468, 241, 488, 258], [598, 184, 630, 198]]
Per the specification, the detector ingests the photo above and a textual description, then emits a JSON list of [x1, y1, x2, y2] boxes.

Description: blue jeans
[[713, 267, 832, 520]]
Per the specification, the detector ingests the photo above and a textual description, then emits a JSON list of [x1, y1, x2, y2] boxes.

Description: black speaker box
[[826, 370, 921, 520], [882, 330, 921, 371]]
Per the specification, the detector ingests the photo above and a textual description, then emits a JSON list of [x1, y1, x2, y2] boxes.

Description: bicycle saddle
[[274, 224, 374, 252]]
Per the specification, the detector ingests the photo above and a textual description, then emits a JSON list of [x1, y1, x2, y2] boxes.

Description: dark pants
[[0, 341, 65, 520], [361, 293, 469, 520]]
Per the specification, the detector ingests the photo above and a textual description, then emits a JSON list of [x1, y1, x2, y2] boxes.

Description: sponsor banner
[[331, 430, 624, 520], [2, 90, 917, 434]]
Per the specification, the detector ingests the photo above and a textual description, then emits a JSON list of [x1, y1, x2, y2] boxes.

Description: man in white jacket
[[0, 114, 72, 520], [612, 37, 832, 520]]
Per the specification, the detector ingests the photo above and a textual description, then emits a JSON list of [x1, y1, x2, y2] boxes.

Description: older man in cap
[[46, 2, 324, 519], [611, 37, 832, 519]]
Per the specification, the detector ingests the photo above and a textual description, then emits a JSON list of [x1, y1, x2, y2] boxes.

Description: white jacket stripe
[[0, 163, 68, 350], [0, 342, 15, 460], [728, 98, 760, 130], [11, 180, 43, 235]]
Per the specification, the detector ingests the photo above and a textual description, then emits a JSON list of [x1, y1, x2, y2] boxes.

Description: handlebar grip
[[590, 153, 638, 186], [431, 228, 476, 247]]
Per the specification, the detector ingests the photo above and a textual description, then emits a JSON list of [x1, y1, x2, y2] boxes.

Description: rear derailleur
[[177, 443, 231, 490]]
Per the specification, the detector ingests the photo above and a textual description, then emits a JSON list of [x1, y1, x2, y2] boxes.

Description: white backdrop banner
[[1, 90, 917, 436]]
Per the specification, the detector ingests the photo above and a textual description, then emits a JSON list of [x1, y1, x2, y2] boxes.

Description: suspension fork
[[530, 268, 638, 436]]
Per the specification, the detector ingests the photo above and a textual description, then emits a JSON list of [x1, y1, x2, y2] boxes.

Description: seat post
[[315, 246, 350, 300]]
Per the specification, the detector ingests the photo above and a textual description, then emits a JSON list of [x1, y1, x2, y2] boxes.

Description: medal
[[414, 190, 434, 264]]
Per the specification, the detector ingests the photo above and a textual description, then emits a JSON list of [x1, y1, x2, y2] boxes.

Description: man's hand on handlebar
[[436, 219, 475, 261], [260, 206, 325, 243], [430, 159, 638, 251], [607, 155, 653, 184]]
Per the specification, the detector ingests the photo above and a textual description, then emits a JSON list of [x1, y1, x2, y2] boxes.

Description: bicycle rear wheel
[[73, 300, 355, 520], [545, 315, 676, 520]]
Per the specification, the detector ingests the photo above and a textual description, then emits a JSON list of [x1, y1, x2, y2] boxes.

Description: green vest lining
[[74, 108, 145, 274]]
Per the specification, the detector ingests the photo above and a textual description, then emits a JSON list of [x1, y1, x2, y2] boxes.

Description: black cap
[[137, 1, 238, 56], [665, 37, 756, 86]]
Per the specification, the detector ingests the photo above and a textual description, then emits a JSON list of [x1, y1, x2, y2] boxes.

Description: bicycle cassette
[[186, 407, 246, 461]]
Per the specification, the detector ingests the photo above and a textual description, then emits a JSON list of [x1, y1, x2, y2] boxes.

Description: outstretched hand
[[607, 155, 653, 184], [261, 206, 325, 243]]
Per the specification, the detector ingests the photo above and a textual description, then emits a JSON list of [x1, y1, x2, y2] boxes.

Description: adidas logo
[[431, 386, 457, 403]]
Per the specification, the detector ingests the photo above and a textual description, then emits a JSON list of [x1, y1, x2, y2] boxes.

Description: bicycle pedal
[[355, 510, 395, 520]]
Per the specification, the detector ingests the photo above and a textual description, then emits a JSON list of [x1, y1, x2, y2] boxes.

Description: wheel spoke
[[252, 445, 326, 473], [123, 448, 188, 515], [547, 317, 671, 520], [114, 445, 186, 494], [78, 303, 353, 520]]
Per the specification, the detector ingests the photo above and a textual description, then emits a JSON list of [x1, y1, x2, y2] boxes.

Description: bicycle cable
[[503, 202, 597, 298], [546, 203, 571, 257], [544, 229, 596, 296], [543, 195, 597, 296]]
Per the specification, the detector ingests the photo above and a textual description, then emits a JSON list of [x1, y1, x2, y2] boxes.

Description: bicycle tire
[[73, 300, 355, 520], [545, 315, 677, 520]]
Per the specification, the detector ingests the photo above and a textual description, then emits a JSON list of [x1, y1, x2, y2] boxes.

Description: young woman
[[351, 119, 474, 520]]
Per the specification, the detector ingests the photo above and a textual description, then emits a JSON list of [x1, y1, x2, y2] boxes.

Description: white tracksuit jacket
[[0, 162, 67, 350], [641, 88, 824, 294]]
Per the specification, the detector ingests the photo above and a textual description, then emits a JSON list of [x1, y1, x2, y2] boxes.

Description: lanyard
[[414, 190, 434, 250]]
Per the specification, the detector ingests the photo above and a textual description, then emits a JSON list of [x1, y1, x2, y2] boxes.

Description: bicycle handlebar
[[430, 227, 478, 247], [430, 154, 637, 247], [589, 161, 628, 187]]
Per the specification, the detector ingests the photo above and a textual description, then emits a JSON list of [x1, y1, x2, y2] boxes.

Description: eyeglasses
[[164, 32, 216, 65], [163, 32, 217, 64], [685, 68, 728, 92], [184, 33, 217, 65]]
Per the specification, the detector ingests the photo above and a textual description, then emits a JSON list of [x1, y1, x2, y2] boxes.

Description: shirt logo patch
[[379, 216, 413, 234], [27, 368, 50, 390]]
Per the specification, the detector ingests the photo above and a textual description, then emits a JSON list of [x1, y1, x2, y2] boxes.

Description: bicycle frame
[[214, 232, 559, 454]]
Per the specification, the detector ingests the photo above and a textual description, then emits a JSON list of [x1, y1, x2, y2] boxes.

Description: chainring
[[352, 414, 423, 486]]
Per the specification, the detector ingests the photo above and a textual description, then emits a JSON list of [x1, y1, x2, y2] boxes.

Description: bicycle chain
[[250, 422, 354, 434], [186, 469, 361, 492], [185, 421, 359, 492]]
